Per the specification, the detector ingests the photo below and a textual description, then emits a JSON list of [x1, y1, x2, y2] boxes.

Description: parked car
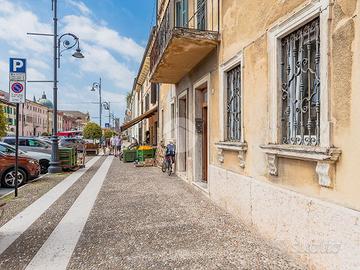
[[59, 138, 85, 151], [0, 152, 40, 188], [0, 142, 50, 174], [2, 137, 51, 154]]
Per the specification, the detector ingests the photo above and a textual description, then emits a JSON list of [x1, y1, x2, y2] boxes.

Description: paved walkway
[[0, 156, 304, 269]]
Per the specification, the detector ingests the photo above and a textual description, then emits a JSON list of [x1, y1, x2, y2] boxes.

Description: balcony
[[150, 0, 219, 84]]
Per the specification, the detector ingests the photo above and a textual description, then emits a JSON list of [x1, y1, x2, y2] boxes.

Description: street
[[0, 156, 303, 270]]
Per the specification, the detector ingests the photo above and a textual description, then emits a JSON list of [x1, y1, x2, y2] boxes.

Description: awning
[[121, 106, 158, 132]]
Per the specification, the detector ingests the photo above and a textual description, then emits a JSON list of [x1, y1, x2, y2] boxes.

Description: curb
[[0, 173, 49, 200]]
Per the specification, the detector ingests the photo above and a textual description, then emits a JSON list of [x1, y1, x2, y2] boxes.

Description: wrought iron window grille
[[226, 64, 241, 142], [280, 17, 320, 146]]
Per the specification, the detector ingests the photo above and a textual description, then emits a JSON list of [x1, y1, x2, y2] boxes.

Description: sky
[[0, 0, 156, 126]]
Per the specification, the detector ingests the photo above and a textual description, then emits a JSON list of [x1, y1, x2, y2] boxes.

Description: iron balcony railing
[[150, 0, 219, 73]]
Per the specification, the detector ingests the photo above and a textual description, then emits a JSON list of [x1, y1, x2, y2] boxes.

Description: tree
[[103, 128, 115, 139], [0, 104, 7, 137], [83, 122, 102, 140]]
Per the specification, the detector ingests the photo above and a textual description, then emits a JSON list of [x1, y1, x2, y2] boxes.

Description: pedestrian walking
[[110, 135, 116, 155], [115, 134, 122, 157], [100, 136, 106, 155]]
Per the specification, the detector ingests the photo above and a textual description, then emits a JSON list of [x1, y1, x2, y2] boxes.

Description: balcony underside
[[150, 28, 219, 84]]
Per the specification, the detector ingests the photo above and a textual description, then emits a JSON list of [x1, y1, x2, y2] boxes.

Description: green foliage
[[0, 104, 7, 137], [103, 128, 115, 139], [83, 122, 102, 140], [41, 132, 49, 136]]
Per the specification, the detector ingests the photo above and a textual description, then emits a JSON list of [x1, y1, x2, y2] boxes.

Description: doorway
[[202, 96, 208, 181], [178, 93, 187, 172], [194, 79, 209, 185]]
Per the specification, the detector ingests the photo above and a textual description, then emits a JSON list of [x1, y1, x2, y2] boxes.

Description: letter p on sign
[[10, 58, 26, 73]]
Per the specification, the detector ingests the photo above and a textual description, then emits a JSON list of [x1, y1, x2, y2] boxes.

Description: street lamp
[[91, 78, 102, 128], [48, 0, 84, 174], [102, 101, 110, 128]]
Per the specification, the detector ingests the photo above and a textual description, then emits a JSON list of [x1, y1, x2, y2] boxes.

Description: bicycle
[[162, 155, 175, 176]]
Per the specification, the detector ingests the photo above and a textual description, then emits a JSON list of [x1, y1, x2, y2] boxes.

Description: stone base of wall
[[209, 165, 360, 270]]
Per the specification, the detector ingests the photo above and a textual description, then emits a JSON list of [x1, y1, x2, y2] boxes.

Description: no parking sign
[[9, 58, 26, 103]]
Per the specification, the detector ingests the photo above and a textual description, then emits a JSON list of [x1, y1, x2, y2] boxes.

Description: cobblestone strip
[[0, 156, 100, 256], [0, 156, 106, 270], [68, 159, 304, 270], [26, 156, 114, 270]]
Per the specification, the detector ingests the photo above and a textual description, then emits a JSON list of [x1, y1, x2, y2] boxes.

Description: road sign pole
[[9, 57, 26, 197], [14, 103, 19, 197]]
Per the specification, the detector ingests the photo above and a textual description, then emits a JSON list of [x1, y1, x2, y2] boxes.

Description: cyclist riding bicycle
[[162, 141, 176, 175], [165, 141, 176, 163]]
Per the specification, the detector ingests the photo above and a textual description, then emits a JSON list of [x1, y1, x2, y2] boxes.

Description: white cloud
[[27, 67, 47, 81], [62, 15, 144, 61], [0, 0, 137, 123], [66, 0, 92, 16], [0, 0, 52, 54], [79, 43, 135, 90], [29, 59, 50, 71]]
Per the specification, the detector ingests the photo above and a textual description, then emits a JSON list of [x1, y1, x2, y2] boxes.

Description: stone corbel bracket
[[260, 144, 341, 188], [215, 142, 248, 168]]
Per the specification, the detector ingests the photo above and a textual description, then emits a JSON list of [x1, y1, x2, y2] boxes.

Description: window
[[280, 17, 320, 146], [196, 0, 206, 30], [145, 94, 150, 112], [19, 139, 26, 146], [175, 0, 188, 27], [0, 144, 15, 154], [151, 83, 157, 104], [226, 64, 241, 141], [4, 138, 15, 145], [27, 139, 42, 147]]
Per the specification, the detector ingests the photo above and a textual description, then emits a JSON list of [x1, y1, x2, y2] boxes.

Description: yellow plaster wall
[[214, 0, 360, 210]]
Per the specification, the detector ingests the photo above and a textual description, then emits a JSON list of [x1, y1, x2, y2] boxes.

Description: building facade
[[0, 92, 16, 135], [60, 111, 90, 131], [19, 100, 49, 136], [0, 90, 89, 136], [124, 0, 360, 269]]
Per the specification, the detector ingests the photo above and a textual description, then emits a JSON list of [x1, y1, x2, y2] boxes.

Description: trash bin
[[123, 149, 137, 162]]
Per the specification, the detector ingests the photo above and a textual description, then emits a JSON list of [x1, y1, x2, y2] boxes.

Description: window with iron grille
[[145, 94, 150, 112], [151, 83, 157, 104], [226, 64, 241, 141], [280, 17, 320, 146]]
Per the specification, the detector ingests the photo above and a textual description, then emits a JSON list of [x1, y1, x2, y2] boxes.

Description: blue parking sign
[[10, 58, 26, 73]]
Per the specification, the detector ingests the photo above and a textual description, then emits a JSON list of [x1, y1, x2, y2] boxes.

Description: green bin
[[136, 149, 156, 161], [59, 147, 77, 168], [123, 149, 137, 162]]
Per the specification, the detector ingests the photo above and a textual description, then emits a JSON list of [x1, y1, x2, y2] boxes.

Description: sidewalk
[[0, 157, 304, 269], [68, 159, 303, 269]]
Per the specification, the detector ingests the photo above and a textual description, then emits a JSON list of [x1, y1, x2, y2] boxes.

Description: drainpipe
[[157, 83, 160, 145]]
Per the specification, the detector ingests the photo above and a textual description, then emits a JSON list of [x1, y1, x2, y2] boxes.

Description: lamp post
[[91, 78, 102, 128], [48, 0, 84, 174], [103, 101, 110, 128]]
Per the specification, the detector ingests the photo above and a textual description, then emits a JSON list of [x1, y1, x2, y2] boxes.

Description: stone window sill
[[260, 144, 341, 188], [215, 141, 248, 168]]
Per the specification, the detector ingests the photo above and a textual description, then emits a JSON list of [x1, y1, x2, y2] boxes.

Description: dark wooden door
[[202, 105, 208, 181]]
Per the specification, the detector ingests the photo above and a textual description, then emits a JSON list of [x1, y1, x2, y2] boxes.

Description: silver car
[[2, 137, 51, 154], [0, 142, 51, 174]]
